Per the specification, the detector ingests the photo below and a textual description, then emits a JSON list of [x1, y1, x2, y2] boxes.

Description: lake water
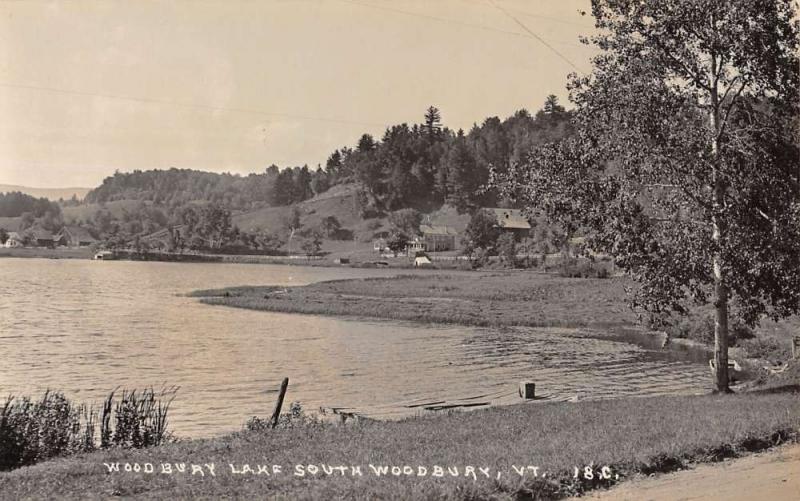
[[0, 258, 712, 438]]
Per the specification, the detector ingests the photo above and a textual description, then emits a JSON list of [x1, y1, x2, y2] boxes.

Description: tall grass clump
[[556, 256, 611, 278], [0, 387, 177, 472], [0, 391, 88, 471], [102, 388, 176, 449], [244, 402, 324, 432]]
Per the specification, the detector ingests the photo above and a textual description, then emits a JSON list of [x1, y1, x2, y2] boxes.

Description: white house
[[4, 232, 24, 248]]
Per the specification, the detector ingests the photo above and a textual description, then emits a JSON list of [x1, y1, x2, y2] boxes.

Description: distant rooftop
[[59, 225, 97, 242], [486, 208, 531, 230], [419, 224, 458, 236], [26, 227, 54, 239]]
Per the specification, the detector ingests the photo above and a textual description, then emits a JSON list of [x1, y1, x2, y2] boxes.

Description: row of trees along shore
[[496, 0, 800, 393]]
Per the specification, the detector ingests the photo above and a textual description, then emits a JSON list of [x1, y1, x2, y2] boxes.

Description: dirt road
[[575, 444, 800, 501]]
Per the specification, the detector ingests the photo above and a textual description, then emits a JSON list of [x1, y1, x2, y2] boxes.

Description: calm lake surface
[[0, 258, 711, 437]]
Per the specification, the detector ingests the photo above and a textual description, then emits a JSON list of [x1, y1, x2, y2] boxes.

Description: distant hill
[[61, 200, 155, 224], [232, 182, 471, 256], [0, 184, 91, 201], [233, 183, 363, 234]]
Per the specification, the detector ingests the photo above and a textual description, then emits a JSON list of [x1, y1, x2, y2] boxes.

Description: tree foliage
[[387, 231, 409, 255], [0, 192, 61, 218], [324, 102, 573, 213], [501, 0, 800, 392], [388, 208, 422, 236], [462, 209, 501, 254], [86, 166, 318, 209]]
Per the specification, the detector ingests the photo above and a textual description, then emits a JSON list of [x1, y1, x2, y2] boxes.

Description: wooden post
[[270, 378, 289, 428], [519, 381, 536, 399]]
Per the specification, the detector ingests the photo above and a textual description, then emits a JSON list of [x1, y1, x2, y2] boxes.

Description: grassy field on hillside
[[61, 200, 154, 224], [1, 392, 797, 500]]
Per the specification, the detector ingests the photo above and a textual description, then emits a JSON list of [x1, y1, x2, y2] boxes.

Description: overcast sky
[[0, 0, 597, 188]]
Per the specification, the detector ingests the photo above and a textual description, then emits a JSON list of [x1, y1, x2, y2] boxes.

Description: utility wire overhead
[[500, 6, 594, 29], [461, 0, 594, 28], [0, 81, 392, 129], [487, 0, 585, 73], [339, 0, 592, 50]]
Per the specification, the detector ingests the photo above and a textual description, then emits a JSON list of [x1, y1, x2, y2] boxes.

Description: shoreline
[[0, 247, 438, 269], [192, 273, 792, 375]]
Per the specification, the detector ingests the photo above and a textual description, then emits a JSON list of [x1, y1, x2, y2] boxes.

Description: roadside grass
[[1, 392, 797, 500], [190, 273, 637, 330]]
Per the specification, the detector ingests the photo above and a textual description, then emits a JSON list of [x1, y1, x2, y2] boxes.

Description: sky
[[0, 0, 598, 188]]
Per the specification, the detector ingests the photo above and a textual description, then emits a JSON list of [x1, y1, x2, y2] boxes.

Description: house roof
[[27, 228, 54, 240], [419, 224, 458, 236], [61, 225, 98, 242], [487, 208, 531, 230], [142, 225, 187, 241]]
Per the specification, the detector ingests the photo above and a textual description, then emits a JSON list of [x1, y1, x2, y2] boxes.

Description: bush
[[738, 337, 791, 362], [244, 402, 322, 432], [0, 391, 87, 471], [0, 388, 176, 472], [521, 254, 539, 269], [557, 258, 610, 278], [663, 311, 756, 347], [497, 233, 517, 268], [471, 247, 489, 269]]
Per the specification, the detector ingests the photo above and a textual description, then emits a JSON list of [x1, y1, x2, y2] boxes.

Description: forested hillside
[[328, 97, 572, 214], [85, 165, 321, 210], [83, 95, 573, 216]]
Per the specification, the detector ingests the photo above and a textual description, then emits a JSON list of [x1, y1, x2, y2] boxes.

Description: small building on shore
[[414, 254, 433, 267], [4, 232, 24, 248], [141, 225, 188, 250], [419, 224, 457, 252], [486, 208, 532, 237], [406, 238, 425, 257], [55, 226, 98, 247], [26, 228, 55, 248], [373, 238, 388, 252]]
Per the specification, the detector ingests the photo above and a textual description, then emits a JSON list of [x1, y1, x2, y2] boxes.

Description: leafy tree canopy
[[500, 0, 800, 392]]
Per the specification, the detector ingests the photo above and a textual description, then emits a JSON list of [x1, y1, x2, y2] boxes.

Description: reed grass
[[0, 387, 177, 472]]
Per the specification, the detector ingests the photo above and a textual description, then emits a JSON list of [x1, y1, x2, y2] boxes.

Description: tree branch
[[718, 79, 748, 140]]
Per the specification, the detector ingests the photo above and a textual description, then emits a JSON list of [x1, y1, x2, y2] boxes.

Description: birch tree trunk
[[710, 50, 731, 393]]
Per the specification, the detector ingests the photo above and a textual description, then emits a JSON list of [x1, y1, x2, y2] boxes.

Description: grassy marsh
[[190, 273, 636, 330]]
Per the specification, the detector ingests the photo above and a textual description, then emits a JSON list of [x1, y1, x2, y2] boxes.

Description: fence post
[[270, 378, 289, 428]]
